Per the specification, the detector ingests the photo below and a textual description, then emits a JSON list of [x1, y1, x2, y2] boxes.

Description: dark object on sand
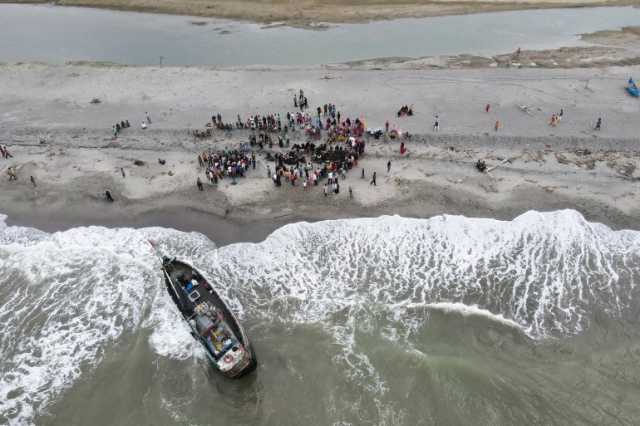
[[121, 167, 126, 178], [475, 159, 487, 173], [158, 159, 166, 165], [30, 176, 36, 187], [90, 98, 101, 104], [133, 160, 145, 166], [160, 257, 257, 378], [105, 190, 114, 202]]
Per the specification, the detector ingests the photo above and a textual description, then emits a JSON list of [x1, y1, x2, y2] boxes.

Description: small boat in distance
[[160, 256, 257, 378]]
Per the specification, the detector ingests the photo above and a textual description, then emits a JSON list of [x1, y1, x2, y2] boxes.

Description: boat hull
[[161, 258, 257, 378]]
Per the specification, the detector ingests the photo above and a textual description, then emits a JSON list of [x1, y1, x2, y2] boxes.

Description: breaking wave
[[1, 210, 639, 424]]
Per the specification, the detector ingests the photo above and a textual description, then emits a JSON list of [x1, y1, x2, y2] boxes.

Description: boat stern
[[218, 346, 255, 378]]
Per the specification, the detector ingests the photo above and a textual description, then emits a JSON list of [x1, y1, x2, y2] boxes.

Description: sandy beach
[[1, 63, 639, 238], [4, 0, 640, 24]]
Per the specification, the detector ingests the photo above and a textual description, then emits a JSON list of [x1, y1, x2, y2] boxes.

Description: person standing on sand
[[30, 176, 36, 187], [595, 117, 602, 131], [323, 184, 328, 197], [485, 104, 490, 113], [7, 167, 17, 181], [385, 121, 389, 133], [121, 168, 126, 178], [197, 177, 203, 191], [361, 168, 365, 179], [146, 112, 152, 124], [105, 190, 114, 202], [433, 116, 439, 132], [494, 120, 501, 132], [370, 171, 377, 186], [387, 160, 391, 173], [349, 186, 353, 199]]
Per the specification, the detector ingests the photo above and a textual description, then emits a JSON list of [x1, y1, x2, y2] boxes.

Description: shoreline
[[2, 63, 640, 242], [2, 0, 639, 25]]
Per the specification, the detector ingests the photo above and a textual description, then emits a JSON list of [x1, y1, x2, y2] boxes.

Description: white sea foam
[[402, 302, 524, 330], [1, 209, 639, 424], [210, 209, 640, 338]]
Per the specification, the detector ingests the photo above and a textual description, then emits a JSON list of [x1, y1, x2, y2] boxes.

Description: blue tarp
[[627, 78, 639, 97]]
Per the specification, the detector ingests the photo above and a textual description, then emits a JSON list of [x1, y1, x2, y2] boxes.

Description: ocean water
[[1, 210, 639, 425]]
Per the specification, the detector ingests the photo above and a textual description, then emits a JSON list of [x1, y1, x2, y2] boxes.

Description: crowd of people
[[397, 105, 414, 117], [269, 131, 365, 195], [112, 119, 131, 137], [197, 148, 256, 186]]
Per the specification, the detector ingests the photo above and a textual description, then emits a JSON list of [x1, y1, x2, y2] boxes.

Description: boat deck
[[163, 260, 245, 347]]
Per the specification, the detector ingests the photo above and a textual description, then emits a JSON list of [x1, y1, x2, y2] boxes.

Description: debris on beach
[[555, 153, 570, 165], [617, 162, 636, 178], [90, 98, 101, 104], [158, 159, 166, 165], [574, 148, 592, 156], [133, 160, 145, 166]]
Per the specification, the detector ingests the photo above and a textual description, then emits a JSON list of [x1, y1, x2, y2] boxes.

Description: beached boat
[[627, 78, 639, 97], [160, 256, 257, 378]]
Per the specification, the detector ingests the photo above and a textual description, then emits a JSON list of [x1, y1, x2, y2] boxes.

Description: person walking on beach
[[197, 177, 204, 191], [387, 160, 391, 173], [595, 117, 602, 131], [349, 186, 353, 199], [494, 120, 501, 132], [323, 184, 328, 197], [121, 167, 126, 178], [30, 175, 36, 187], [105, 190, 114, 202], [361, 168, 365, 179], [370, 171, 377, 186], [146, 112, 152, 124], [485, 103, 490, 113], [433, 116, 439, 132]]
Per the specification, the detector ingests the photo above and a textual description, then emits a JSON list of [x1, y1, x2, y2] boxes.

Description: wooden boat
[[160, 256, 257, 378]]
